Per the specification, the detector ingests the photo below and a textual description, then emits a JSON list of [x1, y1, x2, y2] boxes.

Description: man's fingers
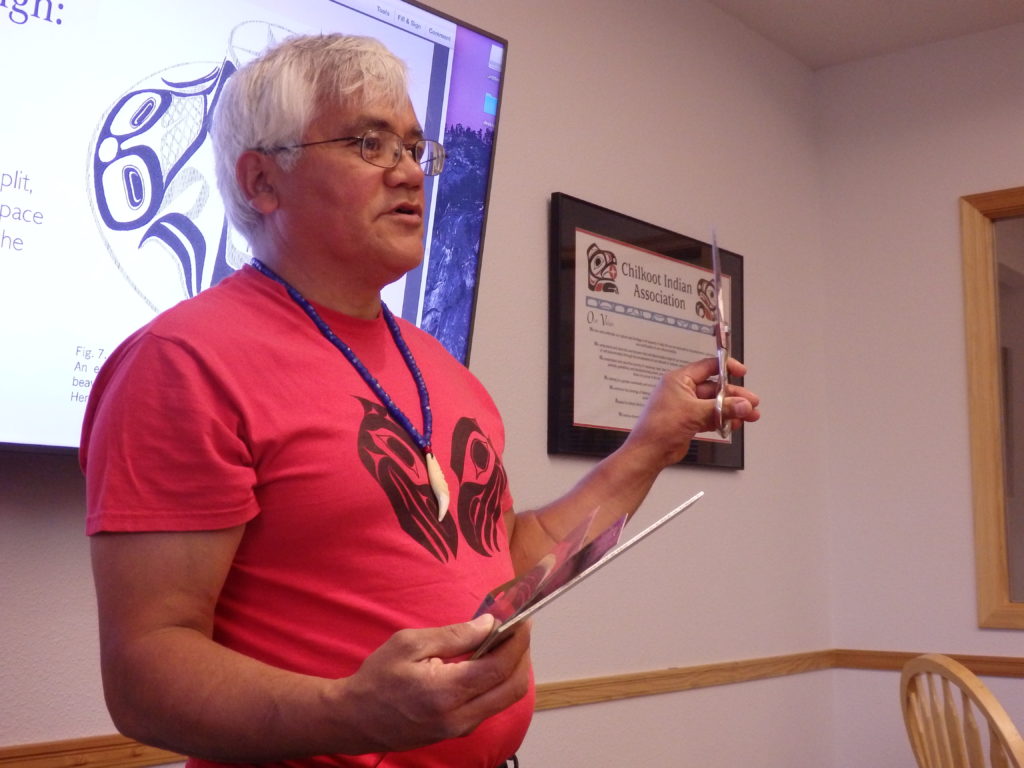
[[725, 357, 748, 377], [437, 614, 496, 660], [678, 356, 721, 386], [445, 621, 532, 731], [395, 614, 496, 663]]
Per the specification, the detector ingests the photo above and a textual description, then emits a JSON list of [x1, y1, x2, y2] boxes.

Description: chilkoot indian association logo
[[586, 241, 619, 293], [695, 275, 718, 320]]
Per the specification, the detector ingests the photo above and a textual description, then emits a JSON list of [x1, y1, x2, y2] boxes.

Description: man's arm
[[505, 357, 759, 573], [91, 527, 531, 762]]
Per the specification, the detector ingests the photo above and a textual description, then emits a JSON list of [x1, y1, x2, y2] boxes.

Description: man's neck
[[253, 252, 382, 320]]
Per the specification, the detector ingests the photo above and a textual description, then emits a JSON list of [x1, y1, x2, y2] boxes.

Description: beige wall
[[3, 1, 1024, 766], [814, 22, 1024, 767]]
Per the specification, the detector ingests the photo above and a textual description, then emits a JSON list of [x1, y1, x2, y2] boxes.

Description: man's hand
[[338, 615, 532, 752], [623, 356, 761, 470]]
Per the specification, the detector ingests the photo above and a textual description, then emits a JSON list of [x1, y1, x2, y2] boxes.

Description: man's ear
[[236, 150, 280, 214]]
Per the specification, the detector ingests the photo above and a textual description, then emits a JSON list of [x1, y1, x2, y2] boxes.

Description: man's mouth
[[390, 202, 422, 217]]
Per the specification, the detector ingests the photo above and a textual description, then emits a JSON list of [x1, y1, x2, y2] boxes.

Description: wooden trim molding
[[534, 649, 833, 710], [0, 734, 180, 768], [5, 649, 1024, 768], [535, 650, 1024, 711]]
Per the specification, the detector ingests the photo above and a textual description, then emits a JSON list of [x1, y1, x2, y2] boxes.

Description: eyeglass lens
[[361, 129, 444, 176]]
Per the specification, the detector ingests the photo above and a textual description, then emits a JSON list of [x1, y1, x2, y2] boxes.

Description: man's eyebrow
[[350, 116, 425, 139]]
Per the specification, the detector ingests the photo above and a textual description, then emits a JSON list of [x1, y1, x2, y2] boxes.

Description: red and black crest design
[[356, 399, 509, 563], [587, 242, 619, 293], [696, 277, 717, 320], [450, 416, 508, 557], [355, 398, 460, 562]]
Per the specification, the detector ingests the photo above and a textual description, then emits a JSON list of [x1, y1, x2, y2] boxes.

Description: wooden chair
[[901, 653, 1024, 768]]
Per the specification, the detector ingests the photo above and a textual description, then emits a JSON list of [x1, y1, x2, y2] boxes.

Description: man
[[82, 34, 760, 768]]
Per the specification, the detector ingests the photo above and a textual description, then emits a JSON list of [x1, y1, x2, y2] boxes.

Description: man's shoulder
[[393, 315, 461, 364], [144, 265, 279, 342], [90, 265, 293, 410]]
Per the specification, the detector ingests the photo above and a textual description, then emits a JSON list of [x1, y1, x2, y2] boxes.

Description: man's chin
[[380, 248, 426, 281]]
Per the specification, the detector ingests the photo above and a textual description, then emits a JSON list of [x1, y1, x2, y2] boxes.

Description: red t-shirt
[[82, 266, 533, 767]]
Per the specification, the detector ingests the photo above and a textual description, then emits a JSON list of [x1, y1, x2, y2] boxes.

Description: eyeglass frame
[[263, 128, 446, 176]]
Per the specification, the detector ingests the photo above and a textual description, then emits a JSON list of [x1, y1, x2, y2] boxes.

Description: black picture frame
[[548, 192, 746, 469]]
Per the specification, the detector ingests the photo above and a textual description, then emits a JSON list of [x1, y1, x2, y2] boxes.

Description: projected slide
[[0, 0, 506, 450]]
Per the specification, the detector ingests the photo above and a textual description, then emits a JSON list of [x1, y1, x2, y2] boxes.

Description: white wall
[[0, 452, 107, 743], [818, 21, 1024, 654], [814, 21, 1024, 767], [4, 1, 1024, 766]]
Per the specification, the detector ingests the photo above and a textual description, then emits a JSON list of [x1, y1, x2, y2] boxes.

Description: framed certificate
[[548, 193, 745, 469]]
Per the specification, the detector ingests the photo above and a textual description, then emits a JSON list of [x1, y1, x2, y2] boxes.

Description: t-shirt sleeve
[[82, 332, 260, 534]]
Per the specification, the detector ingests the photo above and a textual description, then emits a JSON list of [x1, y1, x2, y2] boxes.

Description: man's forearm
[[102, 627, 362, 763], [507, 439, 665, 574]]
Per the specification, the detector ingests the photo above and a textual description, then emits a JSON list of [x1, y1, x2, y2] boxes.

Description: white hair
[[211, 34, 410, 240]]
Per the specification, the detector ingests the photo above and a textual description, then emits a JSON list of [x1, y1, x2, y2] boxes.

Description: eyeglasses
[[269, 128, 446, 176]]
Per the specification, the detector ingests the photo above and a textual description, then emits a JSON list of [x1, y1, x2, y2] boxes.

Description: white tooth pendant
[[425, 451, 450, 521]]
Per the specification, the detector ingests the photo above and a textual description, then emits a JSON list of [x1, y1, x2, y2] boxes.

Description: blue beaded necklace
[[250, 258, 450, 521]]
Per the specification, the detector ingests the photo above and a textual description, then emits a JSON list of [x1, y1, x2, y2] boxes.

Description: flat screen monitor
[[0, 0, 507, 452]]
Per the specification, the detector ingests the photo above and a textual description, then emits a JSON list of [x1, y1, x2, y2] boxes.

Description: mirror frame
[[963, 185, 1024, 629]]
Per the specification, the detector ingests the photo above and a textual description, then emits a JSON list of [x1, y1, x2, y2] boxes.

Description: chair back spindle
[[901, 654, 1024, 768]]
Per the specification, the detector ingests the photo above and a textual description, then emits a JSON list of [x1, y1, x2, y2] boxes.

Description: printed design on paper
[[87, 22, 292, 312], [586, 241, 619, 293]]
